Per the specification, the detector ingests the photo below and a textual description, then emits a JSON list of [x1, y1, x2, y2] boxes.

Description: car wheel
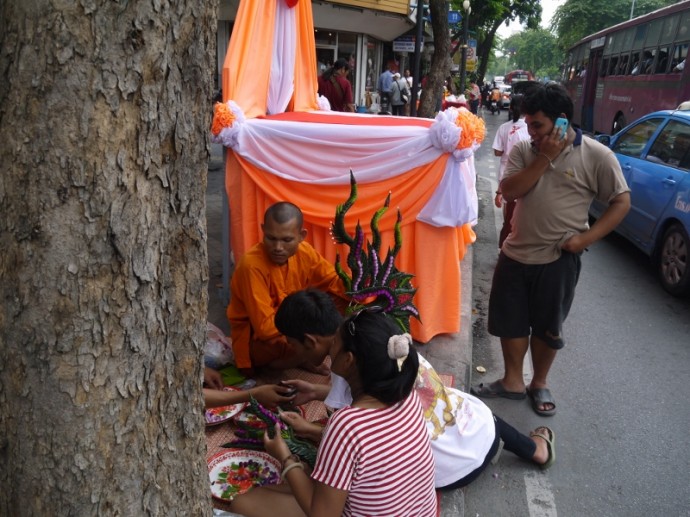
[[658, 223, 690, 296]]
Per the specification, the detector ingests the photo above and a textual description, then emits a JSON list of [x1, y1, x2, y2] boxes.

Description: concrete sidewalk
[[204, 144, 473, 516]]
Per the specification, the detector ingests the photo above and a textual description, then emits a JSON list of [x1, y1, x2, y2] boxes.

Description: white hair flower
[[387, 333, 411, 372]]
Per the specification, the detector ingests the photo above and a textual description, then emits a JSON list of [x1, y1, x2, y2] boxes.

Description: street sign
[[448, 11, 461, 24], [393, 36, 422, 52], [467, 38, 477, 60]]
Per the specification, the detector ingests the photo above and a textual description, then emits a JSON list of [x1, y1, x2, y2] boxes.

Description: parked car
[[590, 108, 690, 296]]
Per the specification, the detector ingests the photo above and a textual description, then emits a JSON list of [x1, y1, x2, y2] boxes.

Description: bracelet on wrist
[[281, 460, 304, 480], [281, 453, 300, 469], [538, 152, 555, 170]]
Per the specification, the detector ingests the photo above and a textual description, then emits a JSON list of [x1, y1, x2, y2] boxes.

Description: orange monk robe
[[227, 241, 347, 369]]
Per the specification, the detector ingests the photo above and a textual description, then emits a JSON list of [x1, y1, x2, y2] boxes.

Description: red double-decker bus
[[562, 1, 690, 134]]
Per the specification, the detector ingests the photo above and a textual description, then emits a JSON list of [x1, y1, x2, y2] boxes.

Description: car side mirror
[[595, 135, 611, 147]]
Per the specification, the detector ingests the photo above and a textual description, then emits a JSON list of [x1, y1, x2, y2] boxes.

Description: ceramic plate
[[205, 387, 247, 426], [208, 449, 282, 501], [233, 404, 306, 428]]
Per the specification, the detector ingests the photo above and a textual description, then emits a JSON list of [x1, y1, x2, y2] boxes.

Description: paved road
[[467, 110, 690, 517]]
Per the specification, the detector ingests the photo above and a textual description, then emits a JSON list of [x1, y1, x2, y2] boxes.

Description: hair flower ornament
[[387, 333, 412, 371], [210, 100, 246, 150]]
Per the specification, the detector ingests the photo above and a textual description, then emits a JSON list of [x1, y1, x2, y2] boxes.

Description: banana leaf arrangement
[[221, 397, 317, 468], [331, 170, 420, 332]]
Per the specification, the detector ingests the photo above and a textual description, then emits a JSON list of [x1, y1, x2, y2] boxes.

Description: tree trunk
[[476, 20, 502, 84], [0, 1, 217, 514], [418, 0, 451, 118]]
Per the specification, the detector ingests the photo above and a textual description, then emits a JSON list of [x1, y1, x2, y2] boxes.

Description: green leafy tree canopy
[[552, 0, 678, 51]]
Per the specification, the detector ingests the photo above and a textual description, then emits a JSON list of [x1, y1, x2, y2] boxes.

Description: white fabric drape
[[267, 0, 296, 114], [213, 105, 480, 227]]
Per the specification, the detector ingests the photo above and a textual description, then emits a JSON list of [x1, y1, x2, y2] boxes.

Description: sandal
[[470, 380, 527, 400], [527, 387, 557, 417], [530, 426, 556, 470]]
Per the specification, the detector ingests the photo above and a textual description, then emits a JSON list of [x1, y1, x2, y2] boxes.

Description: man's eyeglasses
[[347, 305, 384, 336]]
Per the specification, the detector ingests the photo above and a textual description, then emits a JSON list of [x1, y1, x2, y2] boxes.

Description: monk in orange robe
[[227, 202, 347, 374]]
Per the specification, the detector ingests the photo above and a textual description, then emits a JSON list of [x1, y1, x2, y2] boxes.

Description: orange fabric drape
[[225, 150, 476, 342], [223, 1, 274, 117], [223, 0, 318, 116]]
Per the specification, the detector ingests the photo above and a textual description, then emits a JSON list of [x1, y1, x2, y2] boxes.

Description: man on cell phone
[[472, 82, 631, 419]]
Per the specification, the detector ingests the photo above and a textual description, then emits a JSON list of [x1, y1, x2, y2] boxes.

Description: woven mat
[[206, 368, 454, 511]]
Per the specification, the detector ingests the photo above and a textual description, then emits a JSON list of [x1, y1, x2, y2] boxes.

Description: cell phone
[[279, 380, 297, 397], [554, 117, 568, 140]]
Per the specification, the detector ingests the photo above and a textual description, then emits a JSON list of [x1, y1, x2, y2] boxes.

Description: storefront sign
[[393, 36, 422, 52]]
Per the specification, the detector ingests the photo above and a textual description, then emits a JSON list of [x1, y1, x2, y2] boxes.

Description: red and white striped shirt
[[311, 390, 437, 516]]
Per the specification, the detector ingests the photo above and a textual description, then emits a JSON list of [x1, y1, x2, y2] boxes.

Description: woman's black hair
[[510, 94, 523, 123], [322, 58, 350, 81], [520, 82, 573, 122], [338, 310, 418, 405]]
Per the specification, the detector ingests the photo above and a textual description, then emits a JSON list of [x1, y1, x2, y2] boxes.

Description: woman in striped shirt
[[230, 310, 437, 516]]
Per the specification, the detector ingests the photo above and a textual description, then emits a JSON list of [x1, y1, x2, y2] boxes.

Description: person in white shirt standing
[[492, 95, 530, 248]]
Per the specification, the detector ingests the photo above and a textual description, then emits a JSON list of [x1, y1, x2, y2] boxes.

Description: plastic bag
[[204, 322, 234, 369]]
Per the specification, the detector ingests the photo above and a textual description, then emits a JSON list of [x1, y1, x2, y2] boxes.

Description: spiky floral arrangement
[[221, 397, 317, 468], [331, 171, 420, 332]]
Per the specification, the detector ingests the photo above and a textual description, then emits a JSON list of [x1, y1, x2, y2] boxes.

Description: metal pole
[[630, 0, 635, 19], [459, 8, 469, 92], [411, 3, 424, 117]]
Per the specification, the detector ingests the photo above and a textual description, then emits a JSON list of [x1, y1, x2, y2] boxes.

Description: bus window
[[677, 10, 690, 41], [633, 24, 648, 50], [660, 14, 680, 45], [609, 55, 619, 76], [655, 48, 670, 73], [629, 51, 641, 75], [601, 57, 609, 77], [646, 18, 664, 48], [670, 43, 688, 72], [612, 119, 662, 158], [632, 50, 654, 74], [618, 53, 631, 75]]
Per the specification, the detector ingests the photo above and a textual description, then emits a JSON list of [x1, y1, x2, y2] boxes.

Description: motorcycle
[[490, 100, 498, 115]]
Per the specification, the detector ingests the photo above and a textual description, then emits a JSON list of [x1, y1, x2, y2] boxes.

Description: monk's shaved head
[[265, 202, 304, 229]]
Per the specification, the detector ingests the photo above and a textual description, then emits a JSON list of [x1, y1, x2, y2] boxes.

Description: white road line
[[524, 471, 558, 517]]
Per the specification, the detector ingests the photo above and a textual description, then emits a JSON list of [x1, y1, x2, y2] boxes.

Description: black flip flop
[[527, 387, 557, 417], [470, 380, 527, 400]]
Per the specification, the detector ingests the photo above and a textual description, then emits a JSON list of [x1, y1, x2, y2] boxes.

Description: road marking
[[524, 471, 558, 517]]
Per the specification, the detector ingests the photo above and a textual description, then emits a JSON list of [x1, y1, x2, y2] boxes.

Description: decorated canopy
[[214, 0, 483, 342]]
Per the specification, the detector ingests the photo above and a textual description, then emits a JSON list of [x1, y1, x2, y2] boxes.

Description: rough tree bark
[[0, 1, 217, 514], [418, 0, 451, 118]]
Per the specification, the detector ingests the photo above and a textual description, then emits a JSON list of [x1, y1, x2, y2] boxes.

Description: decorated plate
[[205, 387, 247, 426], [233, 404, 306, 429], [208, 449, 282, 501]]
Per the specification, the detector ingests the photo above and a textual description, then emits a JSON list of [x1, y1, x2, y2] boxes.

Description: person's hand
[[203, 367, 224, 390], [539, 123, 568, 161], [263, 423, 291, 462], [249, 384, 296, 410], [280, 411, 311, 436], [281, 379, 317, 406], [494, 193, 502, 208], [561, 232, 589, 253]]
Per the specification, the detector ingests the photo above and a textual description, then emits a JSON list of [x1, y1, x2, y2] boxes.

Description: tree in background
[[449, 0, 542, 85], [495, 29, 561, 80], [552, 0, 678, 52], [418, 0, 452, 117], [1, 1, 214, 514]]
